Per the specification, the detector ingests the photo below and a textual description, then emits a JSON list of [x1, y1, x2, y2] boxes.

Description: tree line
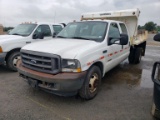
[[3, 21, 160, 33], [3, 27, 14, 32], [138, 21, 160, 32]]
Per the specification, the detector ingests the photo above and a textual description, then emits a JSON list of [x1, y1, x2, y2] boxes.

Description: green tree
[[138, 25, 141, 30], [157, 26, 160, 32], [144, 21, 157, 31], [138, 25, 145, 30], [3, 27, 14, 32]]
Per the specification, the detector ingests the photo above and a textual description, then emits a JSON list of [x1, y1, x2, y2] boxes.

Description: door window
[[108, 23, 120, 38], [119, 23, 128, 34], [52, 25, 63, 34], [108, 23, 120, 45], [34, 25, 51, 37]]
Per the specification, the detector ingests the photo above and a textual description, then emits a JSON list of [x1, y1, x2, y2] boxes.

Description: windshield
[[9, 24, 37, 36], [57, 21, 108, 42]]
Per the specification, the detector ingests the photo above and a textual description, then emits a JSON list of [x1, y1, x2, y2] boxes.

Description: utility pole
[[54, 11, 56, 23]]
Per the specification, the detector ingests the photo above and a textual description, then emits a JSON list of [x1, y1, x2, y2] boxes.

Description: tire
[[79, 66, 102, 100], [6, 51, 20, 71], [128, 47, 142, 64], [128, 47, 136, 64], [134, 48, 142, 64]]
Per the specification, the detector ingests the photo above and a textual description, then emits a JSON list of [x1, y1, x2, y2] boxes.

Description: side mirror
[[38, 33, 44, 39], [32, 34, 38, 39], [32, 33, 44, 39], [53, 32, 57, 38], [152, 62, 160, 84], [154, 33, 160, 42], [120, 34, 128, 45]]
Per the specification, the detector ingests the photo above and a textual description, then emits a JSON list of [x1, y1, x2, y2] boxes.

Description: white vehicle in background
[[0, 22, 65, 71], [17, 9, 148, 100]]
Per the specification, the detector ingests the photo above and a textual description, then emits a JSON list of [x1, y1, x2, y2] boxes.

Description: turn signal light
[[76, 68, 82, 72], [0, 46, 3, 53]]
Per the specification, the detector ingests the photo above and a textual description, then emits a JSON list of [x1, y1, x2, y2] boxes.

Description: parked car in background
[[0, 22, 65, 71], [151, 33, 160, 119]]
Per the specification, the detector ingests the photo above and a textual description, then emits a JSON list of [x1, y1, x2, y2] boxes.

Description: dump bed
[[81, 9, 148, 45]]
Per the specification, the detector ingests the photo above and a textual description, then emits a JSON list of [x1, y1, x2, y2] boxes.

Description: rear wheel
[[6, 51, 20, 71], [134, 48, 142, 64], [128, 47, 142, 64], [128, 47, 136, 64], [79, 66, 101, 100]]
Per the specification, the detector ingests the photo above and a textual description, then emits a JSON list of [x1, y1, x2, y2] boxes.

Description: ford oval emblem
[[31, 59, 37, 64]]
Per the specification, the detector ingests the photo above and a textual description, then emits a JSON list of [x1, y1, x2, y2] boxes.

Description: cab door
[[31, 24, 52, 43], [118, 23, 130, 59], [108, 23, 122, 58], [104, 22, 122, 72]]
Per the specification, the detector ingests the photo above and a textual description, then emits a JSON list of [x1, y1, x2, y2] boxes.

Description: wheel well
[[92, 62, 104, 77], [5, 48, 21, 61]]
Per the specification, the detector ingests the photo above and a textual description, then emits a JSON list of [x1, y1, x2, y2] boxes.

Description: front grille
[[21, 50, 61, 74]]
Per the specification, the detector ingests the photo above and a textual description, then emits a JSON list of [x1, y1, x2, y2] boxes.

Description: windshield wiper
[[56, 36, 66, 38], [12, 33, 21, 36], [70, 37, 91, 40]]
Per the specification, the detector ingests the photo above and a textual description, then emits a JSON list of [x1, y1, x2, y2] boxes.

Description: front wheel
[[79, 66, 101, 100], [6, 51, 20, 71]]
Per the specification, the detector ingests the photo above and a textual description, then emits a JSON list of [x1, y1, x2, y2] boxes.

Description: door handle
[[26, 41, 31, 44], [103, 50, 107, 53]]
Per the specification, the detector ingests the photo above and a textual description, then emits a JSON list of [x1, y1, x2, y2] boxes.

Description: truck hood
[[22, 38, 98, 59], [0, 35, 24, 43]]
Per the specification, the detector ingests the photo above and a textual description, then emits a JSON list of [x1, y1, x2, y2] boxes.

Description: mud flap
[[28, 78, 38, 88]]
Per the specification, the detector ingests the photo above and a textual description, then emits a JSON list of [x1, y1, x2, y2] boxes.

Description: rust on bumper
[[17, 60, 86, 96]]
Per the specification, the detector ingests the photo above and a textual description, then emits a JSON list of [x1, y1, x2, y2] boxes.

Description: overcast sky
[[0, 0, 160, 27]]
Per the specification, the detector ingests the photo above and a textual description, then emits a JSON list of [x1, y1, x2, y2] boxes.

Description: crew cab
[[0, 22, 64, 71], [17, 9, 148, 100]]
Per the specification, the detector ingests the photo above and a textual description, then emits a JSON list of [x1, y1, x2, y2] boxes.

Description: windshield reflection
[[9, 24, 37, 36], [57, 21, 108, 42]]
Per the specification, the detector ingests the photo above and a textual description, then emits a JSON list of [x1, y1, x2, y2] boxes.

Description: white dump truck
[[17, 9, 148, 99], [0, 22, 65, 71]]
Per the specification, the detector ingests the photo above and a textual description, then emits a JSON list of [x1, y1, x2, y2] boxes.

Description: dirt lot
[[0, 38, 160, 120]]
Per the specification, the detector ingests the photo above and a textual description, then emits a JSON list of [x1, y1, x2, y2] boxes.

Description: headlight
[[62, 59, 81, 72], [0, 46, 3, 53]]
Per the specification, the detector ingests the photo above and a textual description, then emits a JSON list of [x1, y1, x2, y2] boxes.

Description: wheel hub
[[89, 73, 99, 93], [13, 56, 21, 67]]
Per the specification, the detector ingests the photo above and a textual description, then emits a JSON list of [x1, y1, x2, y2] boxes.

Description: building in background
[[0, 24, 4, 35]]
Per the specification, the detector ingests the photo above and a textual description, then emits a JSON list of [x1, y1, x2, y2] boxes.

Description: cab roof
[[21, 22, 63, 26]]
